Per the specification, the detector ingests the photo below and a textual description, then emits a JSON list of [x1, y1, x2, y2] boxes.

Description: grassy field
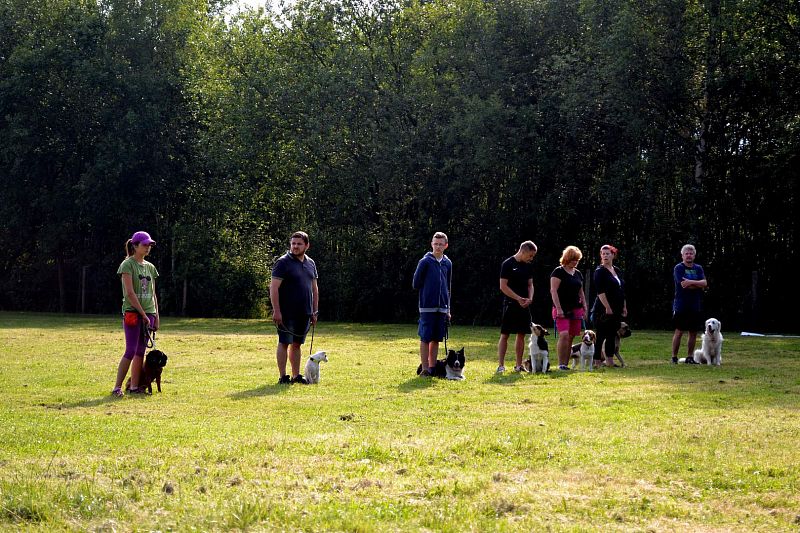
[[1, 311, 799, 532]]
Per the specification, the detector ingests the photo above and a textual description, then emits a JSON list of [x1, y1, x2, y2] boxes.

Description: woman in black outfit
[[591, 244, 628, 367]]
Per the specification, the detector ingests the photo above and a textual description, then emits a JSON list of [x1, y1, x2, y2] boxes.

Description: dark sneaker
[[278, 375, 291, 385], [684, 357, 699, 364], [292, 375, 309, 384], [671, 356, 679, 364]]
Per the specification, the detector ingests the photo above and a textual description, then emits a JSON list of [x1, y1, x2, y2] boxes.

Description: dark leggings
[[595, 314, 621, 360]]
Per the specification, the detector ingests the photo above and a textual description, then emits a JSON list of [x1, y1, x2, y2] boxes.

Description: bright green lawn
[[1, 312, 799, 531]]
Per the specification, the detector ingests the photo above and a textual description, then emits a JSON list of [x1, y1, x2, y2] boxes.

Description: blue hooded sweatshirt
[[412, 252, 452, 313]]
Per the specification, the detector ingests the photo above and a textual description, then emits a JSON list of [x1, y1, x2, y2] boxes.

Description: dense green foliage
[[1, 0, 798, 329]]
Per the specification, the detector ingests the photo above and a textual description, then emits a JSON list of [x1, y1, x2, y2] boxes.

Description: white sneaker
[[514, 365, 528, 373], [496, 365, 506, 374]]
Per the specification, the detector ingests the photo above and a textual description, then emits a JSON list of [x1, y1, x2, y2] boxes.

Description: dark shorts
[[419, 312, 447, 343], [277, 316, 311, 345], [500, 301, 532, 335], [673, 310, 703, 332]]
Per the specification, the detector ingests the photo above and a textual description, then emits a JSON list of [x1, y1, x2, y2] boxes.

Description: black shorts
[[673, 310, 703, 332], [500, 301, 532, 335]]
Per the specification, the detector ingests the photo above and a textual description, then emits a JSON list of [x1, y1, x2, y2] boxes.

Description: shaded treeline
[[1, 0, 798, 330]]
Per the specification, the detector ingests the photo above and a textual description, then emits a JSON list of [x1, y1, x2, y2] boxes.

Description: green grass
[[1, 311, 799, 531]]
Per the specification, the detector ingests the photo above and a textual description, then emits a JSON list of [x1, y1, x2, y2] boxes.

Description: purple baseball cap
[[131, 231, 156, 245]]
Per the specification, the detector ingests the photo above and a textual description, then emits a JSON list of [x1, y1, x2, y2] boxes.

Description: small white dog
[[525, 323, 550, 373], [693, 318, 723, 366], [304, 351, 328, 384], [570, 330, 596, 371]]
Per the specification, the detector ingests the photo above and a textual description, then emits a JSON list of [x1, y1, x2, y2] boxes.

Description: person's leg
[[129, 317, 151, 390], [514, 333, 526, 369], [289, 342, 302, 377], [672, 330, 684, 358], [419, 341, 430, 371], [114, 318, 140, 392], [113, 357, 132, 392], [130, 355, 144, 389], [497, 333, 509, 368], [687, 332, 698, 356], [277, 342, 289, 378], [428, 341, 439, 368], [557, 331, 572, 367]]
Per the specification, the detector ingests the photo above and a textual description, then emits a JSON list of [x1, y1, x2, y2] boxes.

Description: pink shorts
[[552, 307, 585, 337]]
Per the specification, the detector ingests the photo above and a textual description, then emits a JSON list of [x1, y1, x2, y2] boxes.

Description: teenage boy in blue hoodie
[[412, 232, 453, 376]]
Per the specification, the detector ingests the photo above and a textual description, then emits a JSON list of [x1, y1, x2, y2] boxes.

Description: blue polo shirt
[[271, 253, 318, 318]]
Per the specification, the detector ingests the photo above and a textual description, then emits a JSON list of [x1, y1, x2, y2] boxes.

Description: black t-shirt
[[550, 266, 584, 311], [500, 256, 534, 304]]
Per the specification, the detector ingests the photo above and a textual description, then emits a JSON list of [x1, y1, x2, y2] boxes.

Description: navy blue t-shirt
[[272, 253, 318, 318], [673, 262, 704, 313]]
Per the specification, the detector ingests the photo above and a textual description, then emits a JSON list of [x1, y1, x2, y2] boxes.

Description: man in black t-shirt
[[496, 241, 537, 373], [270, 231, 319, 385]]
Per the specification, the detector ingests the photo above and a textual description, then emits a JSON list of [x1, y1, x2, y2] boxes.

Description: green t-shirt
[[117, 257, 159, 314]]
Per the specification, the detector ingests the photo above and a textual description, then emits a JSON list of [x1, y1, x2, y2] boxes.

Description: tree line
[[1, 0, 798, 331]]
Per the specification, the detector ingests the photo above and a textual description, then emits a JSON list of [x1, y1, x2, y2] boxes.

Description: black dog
[[417, 348, 466, 380], [125, 349, 168, 394]]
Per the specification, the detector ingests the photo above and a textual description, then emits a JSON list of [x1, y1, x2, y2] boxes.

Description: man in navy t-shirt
[[671, 244, 707, 364], [270, 231, 319, 384]]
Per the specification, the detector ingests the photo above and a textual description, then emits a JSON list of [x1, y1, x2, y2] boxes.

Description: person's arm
[[525, 278, 534, 308], [270, 278, 283, 325], [446, 260, 453, 320], [597, 293, 612, 315], [311, 278, 319, 325], [122, 273, 148, 320], [412, 260, 426, 290], [595, 269, 612, 314], [579, 287, 588, 315], [681, 278, 707, 289], [151, 280, 160, 331], [550, 276, 563, 316]]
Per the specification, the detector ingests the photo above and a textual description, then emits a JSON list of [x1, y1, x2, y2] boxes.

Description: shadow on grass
[[41, 393, 153, 409], [227, 384, 292, 399], [397, 376, 436, 392], [482, 369, 572, 385]]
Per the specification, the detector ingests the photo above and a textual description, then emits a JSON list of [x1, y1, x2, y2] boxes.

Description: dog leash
[[140, 318, 155, 349], [308, 321, 315, 356]]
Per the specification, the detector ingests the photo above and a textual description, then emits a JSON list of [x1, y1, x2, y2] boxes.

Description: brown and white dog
[[570, 330, 596, 371], [524, 323, 550, 373]]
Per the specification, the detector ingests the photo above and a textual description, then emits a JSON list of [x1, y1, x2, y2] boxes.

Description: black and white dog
[[570, 330, 597, 371], [524, 323, 550, 373], [692, 318, 723, 366], [417, 348, 466, 380]]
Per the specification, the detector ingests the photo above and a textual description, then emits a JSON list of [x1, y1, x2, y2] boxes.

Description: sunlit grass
[[1, 311, 799, 531]]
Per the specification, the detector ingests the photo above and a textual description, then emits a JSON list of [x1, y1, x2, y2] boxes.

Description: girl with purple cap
[[111, 231, 160, 396]]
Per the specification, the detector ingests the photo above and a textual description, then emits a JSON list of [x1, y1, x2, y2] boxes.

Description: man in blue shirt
[[270, 231, 319, 384], [671, 244, 707, 364], [412, 232, 452, 376]]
